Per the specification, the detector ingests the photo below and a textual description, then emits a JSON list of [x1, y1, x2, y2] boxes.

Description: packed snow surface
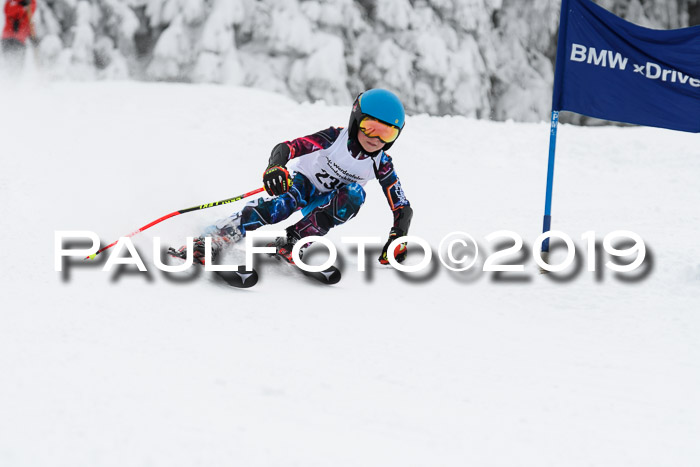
[[1, 81, 699, 467]]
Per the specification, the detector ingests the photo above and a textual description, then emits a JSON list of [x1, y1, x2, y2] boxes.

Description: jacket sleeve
[[268, 127, 343, 168], [375, 152, 413, 234]]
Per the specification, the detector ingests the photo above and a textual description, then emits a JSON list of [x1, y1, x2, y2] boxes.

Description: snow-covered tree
[[15, 0, 700, 123]]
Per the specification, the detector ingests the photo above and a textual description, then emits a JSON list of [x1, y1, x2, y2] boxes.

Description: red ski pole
[[86, 187, 265, 260]]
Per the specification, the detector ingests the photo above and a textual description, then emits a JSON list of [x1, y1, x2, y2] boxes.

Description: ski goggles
[[359, 117, 401, 144]]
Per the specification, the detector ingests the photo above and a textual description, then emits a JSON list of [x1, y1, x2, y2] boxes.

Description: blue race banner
[[553, 0, 700, 133]]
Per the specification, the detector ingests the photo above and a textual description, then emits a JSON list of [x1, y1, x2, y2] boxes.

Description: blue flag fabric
[[553, 0, 700, 133]]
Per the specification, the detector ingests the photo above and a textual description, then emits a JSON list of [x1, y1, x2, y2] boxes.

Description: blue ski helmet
[[349, 88, 405, 151]]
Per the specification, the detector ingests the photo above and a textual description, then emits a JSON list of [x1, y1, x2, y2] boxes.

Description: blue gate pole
[[541, 110, 560, 261]]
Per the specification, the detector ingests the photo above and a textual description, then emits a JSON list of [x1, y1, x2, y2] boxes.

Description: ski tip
[[216, 267, 259, 288], [311, 267, 341, 285], [327, 271, 341, 284]]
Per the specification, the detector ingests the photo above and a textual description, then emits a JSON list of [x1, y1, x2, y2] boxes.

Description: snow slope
[[1, 81, 699, 467]]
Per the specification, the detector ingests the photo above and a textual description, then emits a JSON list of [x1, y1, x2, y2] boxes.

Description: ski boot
[[169, 213, 244, 265], [269, 229, 306, 264]]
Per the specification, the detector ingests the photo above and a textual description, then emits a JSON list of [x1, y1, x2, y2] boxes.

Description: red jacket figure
[[3, 0, 36, 44], [2, 0, 36, 72]]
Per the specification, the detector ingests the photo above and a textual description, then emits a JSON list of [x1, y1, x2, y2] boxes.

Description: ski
[[266, 245, 341, 285], [167, 247, 258, 289], [302, 265, 342, 285], [212, 267, 258, 288]]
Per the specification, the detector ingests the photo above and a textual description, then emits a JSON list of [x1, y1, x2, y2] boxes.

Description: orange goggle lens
[[359, 117, 400, 144]]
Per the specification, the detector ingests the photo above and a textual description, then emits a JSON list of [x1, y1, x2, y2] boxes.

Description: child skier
[[177, 88, 413, 266]]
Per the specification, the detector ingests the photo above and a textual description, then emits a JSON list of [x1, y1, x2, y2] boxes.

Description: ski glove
[[379, 228, 408, 265], [263, 165, 291, 196]]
